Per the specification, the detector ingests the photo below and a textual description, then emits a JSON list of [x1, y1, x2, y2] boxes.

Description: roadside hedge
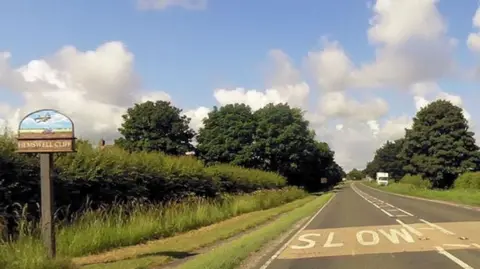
[[0, 136, 287, 227]]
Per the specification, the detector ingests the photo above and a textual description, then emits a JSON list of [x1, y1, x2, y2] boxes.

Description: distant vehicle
[[376, 172, 389, 186], [34, 113, 51, 123]]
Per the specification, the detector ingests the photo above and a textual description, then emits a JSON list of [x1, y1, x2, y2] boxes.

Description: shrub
[[454, 172, 480, 190], [0, 136, 289, 232], [399, 174, 432, 189]]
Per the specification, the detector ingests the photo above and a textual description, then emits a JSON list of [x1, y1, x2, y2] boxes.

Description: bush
[[0, 136, 288, 232], [454, 172, 480, 190], [399, 174, 432, 189]]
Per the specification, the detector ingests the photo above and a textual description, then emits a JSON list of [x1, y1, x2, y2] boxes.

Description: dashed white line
[[395, 208, 414, 216], [435, 246, 474, 269], [419, 219, 456, 235], [396, 219, 423, 237], [380, 208, 394, 217]]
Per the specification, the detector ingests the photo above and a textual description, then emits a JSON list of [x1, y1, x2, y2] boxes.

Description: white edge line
[[259, 193, 336, 269], [360, 182, 480, 212], [396, 219, 423, 236], [435, 246, 473, 269], [419, 219, 455, 235]]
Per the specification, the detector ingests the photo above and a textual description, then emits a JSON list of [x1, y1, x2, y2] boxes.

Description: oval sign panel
[[17, 109, 75, 153]]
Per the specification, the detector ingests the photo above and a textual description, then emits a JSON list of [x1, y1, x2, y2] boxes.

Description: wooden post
[[40, 153, 56, 258]]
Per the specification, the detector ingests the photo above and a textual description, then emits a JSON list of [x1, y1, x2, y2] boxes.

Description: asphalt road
[[256, 182, 480, 269]]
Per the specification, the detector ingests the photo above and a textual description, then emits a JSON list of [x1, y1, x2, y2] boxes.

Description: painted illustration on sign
[[18, 109, 74, 139]]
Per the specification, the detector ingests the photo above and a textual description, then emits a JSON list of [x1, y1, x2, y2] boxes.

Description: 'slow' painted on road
[[291, 228, 414, 249]]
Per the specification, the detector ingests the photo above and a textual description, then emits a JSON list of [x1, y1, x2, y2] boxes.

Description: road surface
[[257, 182, 480, 269]]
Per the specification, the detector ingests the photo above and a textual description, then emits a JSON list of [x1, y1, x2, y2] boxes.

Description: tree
[[196, 104, 256, 165], [115, 101, 195, 155], [364, 139, 406, 180], [347, 168, 364, 180], [399, 100, 480, 188]]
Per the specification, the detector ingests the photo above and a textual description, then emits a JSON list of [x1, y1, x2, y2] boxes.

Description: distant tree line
[[362, 100, 480, 189], [115, 101, 346, 191]]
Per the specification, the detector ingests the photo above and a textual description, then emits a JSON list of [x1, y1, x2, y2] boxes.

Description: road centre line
[[435, 246, 474, 269], [351, 185, 413, 218], [380, 208, 394, 217], [259, 194, 336, 269], [395, 219, 423, 237], [420, 219, 456, 235]]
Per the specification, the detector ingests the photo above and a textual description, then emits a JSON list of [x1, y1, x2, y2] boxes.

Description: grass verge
[[75, 196, 316, 269], [0, 187, 306, 269], [364, 181, 480, 206], [176, 193, 333, 269]]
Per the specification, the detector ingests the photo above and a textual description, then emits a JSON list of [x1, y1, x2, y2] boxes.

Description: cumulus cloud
[[467, 6, 480, 52], [0, 42, 170, 142], [351, 0, 455, 88], [137, 0, 207, 10]]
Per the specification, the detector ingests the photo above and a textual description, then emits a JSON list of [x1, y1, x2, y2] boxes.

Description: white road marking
[[356, 230, 380, 246], [420, 219, 455, 235], [395, 208, 414, 216], [396, 219, 423, 237], [259, 194, 336, 269], [472, 243, 480, 249], [442, 243, 471, 248], [395, 214, 409, 217], [418, 227, 435, 230], [380, 208, 394, 217], [435, 246, 474, 269]]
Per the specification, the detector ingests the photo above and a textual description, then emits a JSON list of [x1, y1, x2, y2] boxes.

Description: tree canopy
[[399, 100, 480, 188], [363, 139, 405, 180], [115, 100, 196, 155], [347, 168, 364, 180], [196, 104, 256, 165], [365, 100, 480, 189], [196, 102, 345, 190]]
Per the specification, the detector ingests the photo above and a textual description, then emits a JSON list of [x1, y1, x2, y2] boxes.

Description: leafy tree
[[115, 101, 195, 155], [196, 104, 256, 165], [399, 100, 480, 188], [364, 139, 406, 180], [347, 168, 364, 180]]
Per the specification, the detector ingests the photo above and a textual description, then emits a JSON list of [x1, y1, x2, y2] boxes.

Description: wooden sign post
[[16, 109, 76, 259]]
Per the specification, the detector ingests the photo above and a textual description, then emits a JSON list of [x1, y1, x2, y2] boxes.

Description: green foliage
[[196, 102, 344, 191], [399, 100, 480, 188], [197, 104, 256, 165], [454, 172, 480, 190], [115, 100, 195, 155], [347, 168, 364, 180], [364, 139, 406, 180], [399, 174, 432, 189], [0, 137, 289, 237], [0, 188, 306, 269]]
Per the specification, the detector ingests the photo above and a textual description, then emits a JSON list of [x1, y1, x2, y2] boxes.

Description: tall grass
[[0, 187, 306, 269]]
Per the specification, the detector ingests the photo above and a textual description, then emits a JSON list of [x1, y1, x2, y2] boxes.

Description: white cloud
[[0, 42, 170, 142], [351, 0, 455, 88], [467, 7, 480, 52], [137, 0, 207, 10]]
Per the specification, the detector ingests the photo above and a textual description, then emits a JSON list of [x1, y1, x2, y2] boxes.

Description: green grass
[[0, 187, 307, 269], [364, 181, 480, 206], [76, 196, 316, 269], [177, 193, 334, 269]]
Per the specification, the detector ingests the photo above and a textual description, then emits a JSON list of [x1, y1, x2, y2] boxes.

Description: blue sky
[[0, 0, 479, 169], [0, 0, 475, 109]]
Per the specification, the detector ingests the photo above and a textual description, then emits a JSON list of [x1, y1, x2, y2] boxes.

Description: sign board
[[17, 109, 75, 153], [15, 109, 76, 259], [321, 178, 328, 184]]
